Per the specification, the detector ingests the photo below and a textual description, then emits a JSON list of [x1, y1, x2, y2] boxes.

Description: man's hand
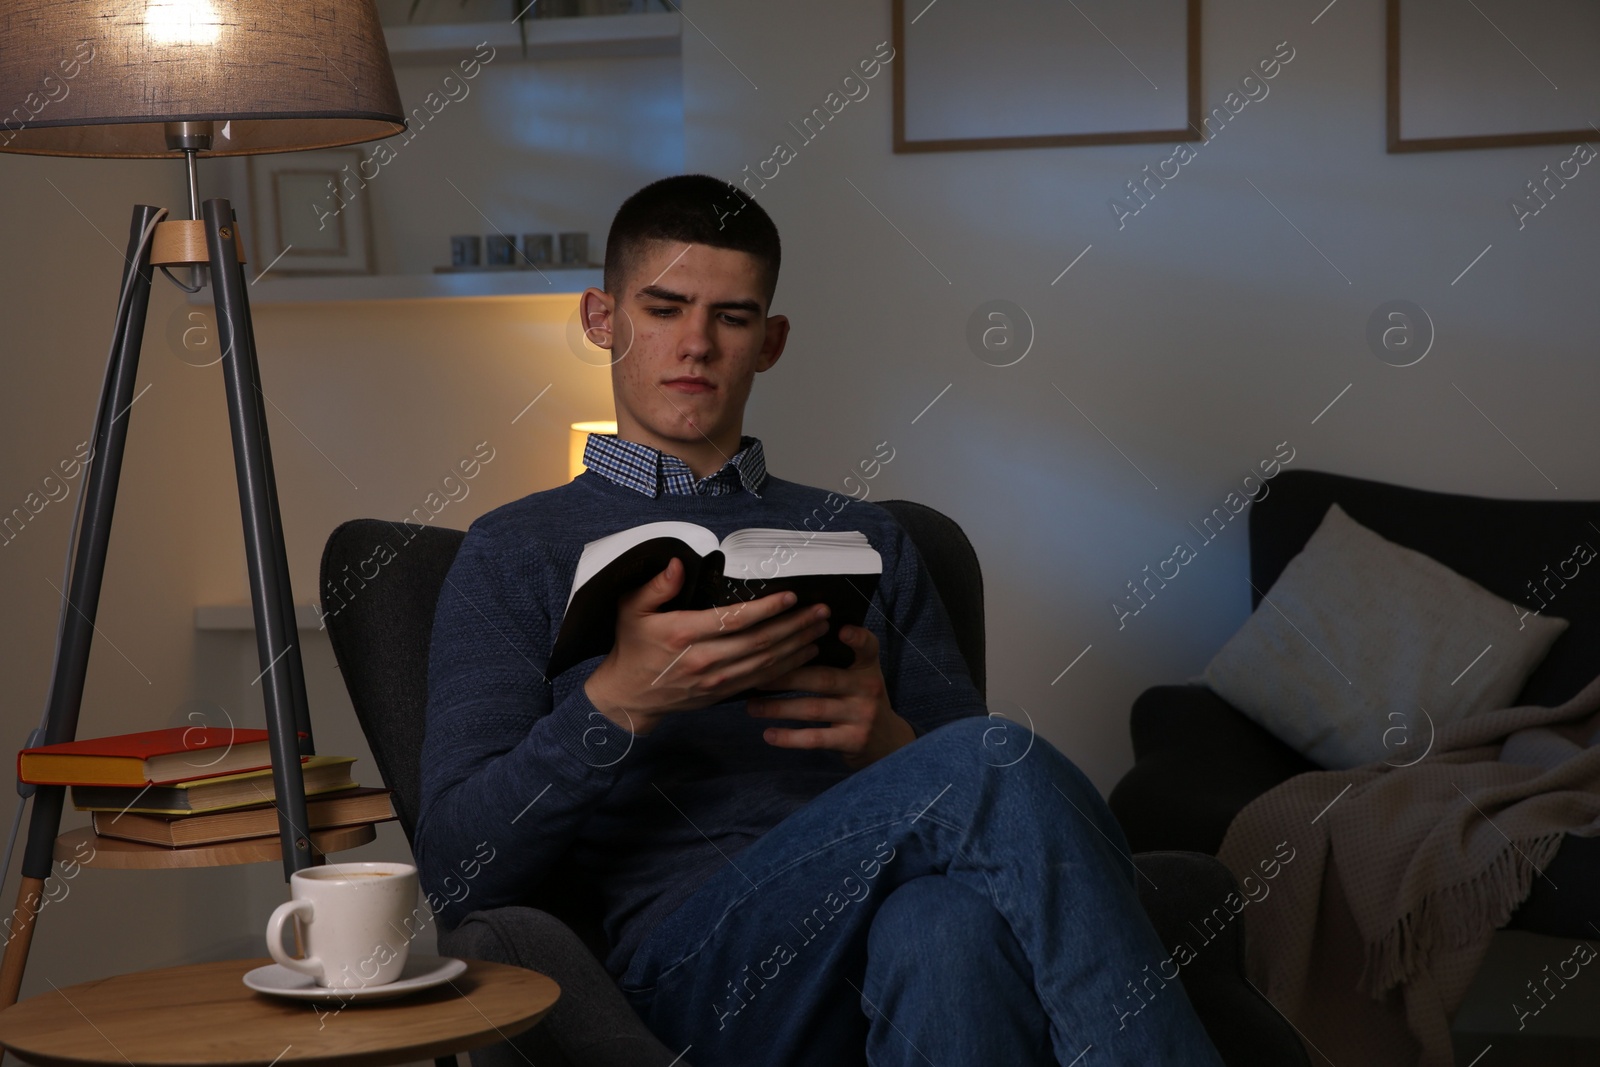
[[584, 556, 833, 735], [745, 623, 916, 770]]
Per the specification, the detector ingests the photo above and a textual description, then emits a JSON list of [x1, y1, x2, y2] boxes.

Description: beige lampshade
[[0, 0, 405, 157], [569, 421, 617, 482]]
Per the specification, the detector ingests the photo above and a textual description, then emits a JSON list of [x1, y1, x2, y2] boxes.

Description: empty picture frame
[[1388, 0, 1600, 152], [247, 147, 376, 274], [892, 0, 1201, 153]]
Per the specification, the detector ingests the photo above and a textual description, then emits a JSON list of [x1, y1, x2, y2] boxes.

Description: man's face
[[582, 240, 789, 463]]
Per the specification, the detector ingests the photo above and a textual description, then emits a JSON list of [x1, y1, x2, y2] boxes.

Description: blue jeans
[[617, 716, 1228, 1066]]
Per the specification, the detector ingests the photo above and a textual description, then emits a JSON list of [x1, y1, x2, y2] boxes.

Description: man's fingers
[[755, 623, 873, 693], [705, 588, 805, 635], [844, 624, 878, 667], [758, 721, 848, 750], [747, 695, 835, 721], [626, 556, 686, 614], [753, 660, 839, 697]]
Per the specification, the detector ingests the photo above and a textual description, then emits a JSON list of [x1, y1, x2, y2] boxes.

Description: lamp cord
[[158, 264, 203, 294], [1, 207, 171, 947]]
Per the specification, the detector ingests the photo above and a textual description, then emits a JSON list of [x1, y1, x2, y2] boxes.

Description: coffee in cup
[[265, 861, 419, 989]]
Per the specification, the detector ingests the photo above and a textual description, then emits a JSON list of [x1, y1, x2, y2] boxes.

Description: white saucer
[[243, 954, 468, 1002]]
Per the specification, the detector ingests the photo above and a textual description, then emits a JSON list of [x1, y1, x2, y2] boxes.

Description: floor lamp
[[0, 1, 404, 1009]]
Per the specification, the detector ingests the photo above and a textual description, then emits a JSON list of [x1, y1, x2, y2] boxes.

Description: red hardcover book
[[18, 727, 310, 787]]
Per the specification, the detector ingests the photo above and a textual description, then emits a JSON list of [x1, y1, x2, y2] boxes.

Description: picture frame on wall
[[892, 0, 1202, 153], [1387, 0, 1600, 152], [247, 147, 376, 275]]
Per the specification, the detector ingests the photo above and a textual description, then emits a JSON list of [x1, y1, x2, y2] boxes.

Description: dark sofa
[[1107, 468, 1600, 938]]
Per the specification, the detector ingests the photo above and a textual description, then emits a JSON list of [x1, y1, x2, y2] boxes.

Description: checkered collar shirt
[[580, 432, 768, 499]]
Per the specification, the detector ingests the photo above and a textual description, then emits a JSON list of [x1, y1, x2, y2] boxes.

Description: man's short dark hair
[[603, 173, 781, 312]]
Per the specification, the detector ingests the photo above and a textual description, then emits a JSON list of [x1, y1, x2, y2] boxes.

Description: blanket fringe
[[1358, 831, 1567, 997]]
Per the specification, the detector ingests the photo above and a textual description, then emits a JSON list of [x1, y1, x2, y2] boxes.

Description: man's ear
[[757, 313, 790, 372], [579, 287, 615, 350]]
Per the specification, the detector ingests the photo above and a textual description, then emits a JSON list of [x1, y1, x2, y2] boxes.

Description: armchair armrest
[[1129, 684, 1312, 770], [1111, 685, 1317, 855]]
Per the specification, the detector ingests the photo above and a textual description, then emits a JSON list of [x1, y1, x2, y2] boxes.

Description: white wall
[[681, 0, 1600, 791], [0, 0, 1595, 1007]]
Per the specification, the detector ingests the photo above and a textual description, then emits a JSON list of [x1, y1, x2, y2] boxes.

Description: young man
[[416, 174, 1225, 1066]]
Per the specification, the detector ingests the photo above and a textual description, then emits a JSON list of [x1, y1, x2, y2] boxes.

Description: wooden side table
[[0, 956, 559, 1067]]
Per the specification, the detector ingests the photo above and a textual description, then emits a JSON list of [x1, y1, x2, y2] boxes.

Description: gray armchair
[[321, 500, 1307, 1067]]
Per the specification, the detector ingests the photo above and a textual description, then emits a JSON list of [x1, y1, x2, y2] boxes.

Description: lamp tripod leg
[[0, 204, 162, 1014], [235, 250, 314, 754], [203, 198, 316, 881], [0, 877, 49, 1015]]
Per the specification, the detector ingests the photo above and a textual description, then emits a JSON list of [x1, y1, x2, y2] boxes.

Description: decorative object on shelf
[[451, 234, 482, 266], [559, 231, 590, 267], [569, 420, 618, 481], [248, 147, 376, 275], [486, 234, 519, 266], [892, 0, 1201, 152], [1386, 0, 1599, 152], [522, 232, 555, 267], [0, 0, 403, 1013]]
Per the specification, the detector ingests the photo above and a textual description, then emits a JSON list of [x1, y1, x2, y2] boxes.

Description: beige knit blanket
[[1217, 667, 1600, 1067]]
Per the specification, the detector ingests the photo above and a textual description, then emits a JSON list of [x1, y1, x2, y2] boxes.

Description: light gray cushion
[[1202, 503, 1568, 770]]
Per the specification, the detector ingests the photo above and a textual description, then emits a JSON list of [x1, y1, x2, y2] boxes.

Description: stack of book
[[17, 727, 395, 848]]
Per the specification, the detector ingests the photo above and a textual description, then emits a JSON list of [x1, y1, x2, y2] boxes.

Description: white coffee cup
[[265, 861, 420, 989]]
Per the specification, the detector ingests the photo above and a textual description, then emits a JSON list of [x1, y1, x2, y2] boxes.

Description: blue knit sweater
[[415, 468, 987, 977]]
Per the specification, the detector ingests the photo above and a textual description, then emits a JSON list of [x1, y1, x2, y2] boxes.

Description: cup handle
[[267, 899, 323, 982]]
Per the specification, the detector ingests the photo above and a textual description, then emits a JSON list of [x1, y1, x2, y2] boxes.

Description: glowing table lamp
[[570, 420, 619, 481]]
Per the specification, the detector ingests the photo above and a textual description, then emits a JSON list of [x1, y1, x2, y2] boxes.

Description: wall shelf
[[383, 11, 680, 65], [186, 268, 602, 306]]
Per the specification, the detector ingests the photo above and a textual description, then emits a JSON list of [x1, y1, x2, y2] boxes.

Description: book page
[[569, 521, 718, 608], [719, 528, 883, 580]]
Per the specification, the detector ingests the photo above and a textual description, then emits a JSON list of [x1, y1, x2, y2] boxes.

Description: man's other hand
[[744, 624, 916, 770], [583, 556, 832, 735]]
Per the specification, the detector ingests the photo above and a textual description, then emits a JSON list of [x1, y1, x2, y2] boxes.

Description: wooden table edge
[[0, 957, 560, 1067]]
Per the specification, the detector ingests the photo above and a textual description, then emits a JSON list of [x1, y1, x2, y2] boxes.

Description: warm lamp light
[[0, 0, 403, 157], [570, 421, 618, 481]]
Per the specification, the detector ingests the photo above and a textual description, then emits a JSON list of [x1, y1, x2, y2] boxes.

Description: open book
[[547, 521, 883, 684]]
